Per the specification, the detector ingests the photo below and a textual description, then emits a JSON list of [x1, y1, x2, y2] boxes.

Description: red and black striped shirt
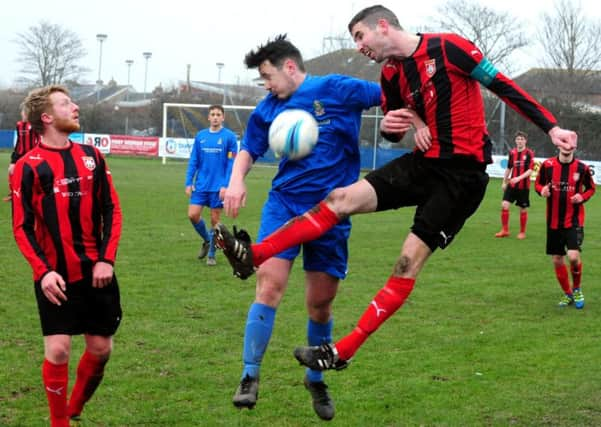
[[535, 157, 595, 229], [11, 121, 41, 164], [507, 148, 535, 190], [380, 33, 557, 164], [11, 141, 122, 282]]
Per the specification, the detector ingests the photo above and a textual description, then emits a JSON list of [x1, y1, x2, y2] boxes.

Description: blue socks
[[208, 229, 215, 258], [306, 318, 333, 383], [242, 303, 276, 379], [192, 218, 210, 242]]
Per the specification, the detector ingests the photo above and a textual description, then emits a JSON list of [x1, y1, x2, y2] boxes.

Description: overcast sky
[[1, 0, 600, 92]]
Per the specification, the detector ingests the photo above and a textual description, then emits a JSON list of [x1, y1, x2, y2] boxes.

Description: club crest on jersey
[[424, 59, 436, 77], [82, 156, 96, 171], [313, 100, 325, 116], [573, 172, 580, 182]]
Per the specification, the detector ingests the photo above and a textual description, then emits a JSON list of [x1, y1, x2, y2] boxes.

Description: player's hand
[[541, 183, 551, 198], [41, 271, 67, 306], [570, 194, 584, 204], [548, 126, 577, 151], [509, 177, 519, 186], [185, 185, 193, 197], [413, 125, 432, 152], [93, 262, 114, 288], [223, 181, 247, 218], [501, 182, 507, 191], [8, 163, 15, 176], [381, 109, 416, 135]]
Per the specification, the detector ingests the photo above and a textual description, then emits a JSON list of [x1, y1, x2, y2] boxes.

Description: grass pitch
[[1, 152, 601, 426]]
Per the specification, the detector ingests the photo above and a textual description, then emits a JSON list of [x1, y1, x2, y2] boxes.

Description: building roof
[[304, 49, 380, 81]]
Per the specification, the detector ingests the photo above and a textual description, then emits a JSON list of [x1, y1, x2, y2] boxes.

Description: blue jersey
[[185, 127, 238, 191], [242, 74, 381, 202]]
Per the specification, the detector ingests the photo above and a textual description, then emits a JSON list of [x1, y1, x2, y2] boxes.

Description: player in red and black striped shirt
[[495, 131, 535, 239], [215, 5, 580, 379], [4, 111, 41, 201], [535, 148, 595, 309], [9, 111, 41, 175], [10, 85, 122, 426]]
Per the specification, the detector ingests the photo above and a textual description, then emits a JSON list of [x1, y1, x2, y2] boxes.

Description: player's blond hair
[[23, 85, 70, 133]]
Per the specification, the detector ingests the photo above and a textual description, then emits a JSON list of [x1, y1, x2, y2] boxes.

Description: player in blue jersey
[[215, 35, 381, 420], [185, 105, 237, 265]]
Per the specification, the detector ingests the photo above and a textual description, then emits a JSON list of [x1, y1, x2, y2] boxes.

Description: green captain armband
[[470, 58, 498, 87]]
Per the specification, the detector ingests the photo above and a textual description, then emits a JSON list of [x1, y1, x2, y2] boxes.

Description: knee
[[325, 188, 349, 217], [86, 340, 113, 361], [256, 281, 285, 308], [188, 212, 200, 223], [45, 342, 70, 364]]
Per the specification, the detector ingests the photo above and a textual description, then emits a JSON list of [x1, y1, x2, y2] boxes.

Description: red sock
[[67, 351, 107, 418], [555, 264, 571, 295], [42, 359, 69, 427], [571, 262, 582, 290], [520, 211, 528, 233], [252, 201, 339, 266], [501, 209, 509, 232], [336, 277, 415, 361]]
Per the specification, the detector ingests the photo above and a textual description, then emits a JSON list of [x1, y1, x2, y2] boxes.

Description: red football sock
[[501, 209, 509, 232], [252, 201, 340, 266], [42, 359, 69, 427], [336, 277, 415, 361], [67, 351, 107, 418], [520, 211, 528, 233], [571, 262, 582, 290], [555, 264, 571, 295]]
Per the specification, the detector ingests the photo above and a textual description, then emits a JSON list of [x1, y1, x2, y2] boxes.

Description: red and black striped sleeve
[[443, 35, 557, 134], [91, 145, 122, 265], [11, 157, 54, 280]]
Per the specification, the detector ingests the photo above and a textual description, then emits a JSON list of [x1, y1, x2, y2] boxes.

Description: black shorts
[[546, 227, 584, 255], [365, 152, 489, 252], [502, 186, 530, 208], [35, 275, 122, 336]]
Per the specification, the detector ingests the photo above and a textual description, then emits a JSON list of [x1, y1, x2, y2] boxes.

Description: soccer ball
[[268, 109, 319, 160]]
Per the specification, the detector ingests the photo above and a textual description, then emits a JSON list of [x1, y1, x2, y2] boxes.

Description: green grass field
[[1, 151, 601, 426]]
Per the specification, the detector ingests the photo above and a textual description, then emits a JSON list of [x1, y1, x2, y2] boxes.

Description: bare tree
[[14, 21, 88, 87], [539, 0, 601, 74], [430, 0, 528, 73]]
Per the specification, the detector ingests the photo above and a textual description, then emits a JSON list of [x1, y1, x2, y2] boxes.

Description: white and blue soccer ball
[[268, 109, 319, 160]]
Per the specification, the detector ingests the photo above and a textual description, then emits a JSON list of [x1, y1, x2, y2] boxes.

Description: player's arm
[[511, 168, 533, 185], [576, 164, 596, 203], [535, 161, 550, 197], [95, 151, 122, 273], [223, 150, 253, 218], [185, 138, 200, 193], [11, 162, 55, 280], [445, 35, 576, 151], [379, 68, 409, 143]]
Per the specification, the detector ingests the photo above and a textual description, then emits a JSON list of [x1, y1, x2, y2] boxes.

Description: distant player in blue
[[185, 105, 237, 265], [216, 35, 381, 420]]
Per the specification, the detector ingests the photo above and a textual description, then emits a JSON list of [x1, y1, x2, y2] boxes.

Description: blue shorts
[[190, 190, 223, 209], [257, 191, 350, 279]]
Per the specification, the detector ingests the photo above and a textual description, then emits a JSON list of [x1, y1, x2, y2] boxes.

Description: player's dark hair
[[348, 5, 403, 33], [244, 34, 305, 72], [514, 130, 528, 140], [23, 85, 70, 133], [208, 105, 224, 115]]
